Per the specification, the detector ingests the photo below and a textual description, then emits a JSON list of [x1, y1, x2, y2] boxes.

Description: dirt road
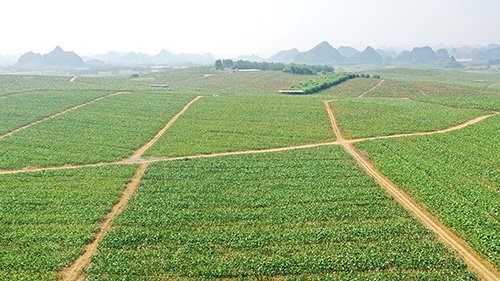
[[323, 100, 500, 281], [1, 110, 496, 176], [60, 164, 148, 281], [0, 91, 129, 141], [358, 79, 384, 98], [125, 96, 203, 162], [349, 112, 499, 143]]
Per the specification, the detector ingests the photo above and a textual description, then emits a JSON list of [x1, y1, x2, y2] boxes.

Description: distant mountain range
[[262, 42, 500, 67], [9, 47, 215, 70], [3, 42, 500, 71], [265, 42, 463, 67], [84, 50, 214, 65], [15, 46, 84, 69]]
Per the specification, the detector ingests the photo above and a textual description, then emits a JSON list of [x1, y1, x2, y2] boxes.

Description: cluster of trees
[[214, 59, 334, 75], [283, 64, 334, 75], [359, 73, 381, 79], [286, 72, 359, 94]]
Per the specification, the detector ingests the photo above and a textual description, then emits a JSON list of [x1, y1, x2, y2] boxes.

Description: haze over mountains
[[2, 41, 500, 72]]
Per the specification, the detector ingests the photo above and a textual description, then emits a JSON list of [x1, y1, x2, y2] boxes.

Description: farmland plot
[[0, 165, 137, 281], [357, 115, 500, 269], [320, 78, 382, 97], [0, 91, 114, 135], [413, 95, 500, 111], [85, 146, 477, 280], [0, 93, 196, 170], [331, 98, 488, 139], [143, 95, 336, 157]]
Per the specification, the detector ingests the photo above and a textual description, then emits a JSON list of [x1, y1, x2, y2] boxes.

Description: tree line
[[214, 59, 334, 75]]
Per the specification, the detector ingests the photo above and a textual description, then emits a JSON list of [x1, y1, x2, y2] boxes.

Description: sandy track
[[419, 89, 428, 96], [349, 112, 499, 143], [1, 110, 496, 176], [345, 143, 500, 281], [69, 76, 76, 82], [0, 91, 129, 141], [60, 164, 148, 281], [358, 79, 384, 98], [125, 96, 203, 162], [323, 100, 500, 281]]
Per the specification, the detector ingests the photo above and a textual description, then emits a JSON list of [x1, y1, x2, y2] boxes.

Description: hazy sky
[[1, 0, 499, 57]]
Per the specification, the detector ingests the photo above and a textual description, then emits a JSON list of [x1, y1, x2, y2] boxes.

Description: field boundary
[[0, 110, 496, 175], [349, 112, 499, 143], [358, 79, 384, 98], [60, 164, 148, 281], [323, 99, 500, 281], [125, 95, 203, 161], [0, 91, 129, 141]]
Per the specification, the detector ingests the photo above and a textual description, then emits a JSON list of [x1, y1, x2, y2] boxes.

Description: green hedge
[[283, 72, 359, 94]]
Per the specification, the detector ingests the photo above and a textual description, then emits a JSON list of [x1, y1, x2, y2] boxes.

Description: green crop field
[[86, 147, 476, 280], [143, 95, 336, 157], [357, 115, 500, 268], [1, 67, 499, 280], [331, 97, 487, 139], [0, 165, 137, 280]]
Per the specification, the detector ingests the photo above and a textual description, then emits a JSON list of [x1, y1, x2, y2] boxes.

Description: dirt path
[[349, 112, 499, 144], [1, 110, 496, 176], [489, 83, 500, 88], [125, 96, 203, 162], [323, 99, 344, 140], [60, 164, 148, 281], [0, 92, 129, 141], [358, 79, 384, 98], [323, 100, 500, 281], [419, 89, 428, 96], [69, 76, 76, 82]]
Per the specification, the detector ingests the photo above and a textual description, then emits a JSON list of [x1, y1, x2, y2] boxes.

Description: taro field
[[0, 67, 500, 280]]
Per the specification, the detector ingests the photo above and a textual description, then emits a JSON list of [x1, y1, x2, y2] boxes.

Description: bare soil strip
[[0, 91, 129, 141], [489, 83, 500, 88], [324, 100, 500, 281], [69, 76, 76, 82], [1, 111, 496, 176], [358, 79, 384, 98], [349, 112, 499, 143], [345, 144, 500, 281], [125, 141, 343, 164], [323, 99, 344, 140], [419, 89, 428, 96], [125, 96, 203, 161], [60, 164, 148, 281]]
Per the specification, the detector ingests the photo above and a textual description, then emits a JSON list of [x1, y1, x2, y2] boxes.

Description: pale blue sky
[[1, 0, 499, 57]]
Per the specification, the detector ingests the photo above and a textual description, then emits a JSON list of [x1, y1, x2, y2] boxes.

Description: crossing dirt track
[[1, 70, 500, 280]]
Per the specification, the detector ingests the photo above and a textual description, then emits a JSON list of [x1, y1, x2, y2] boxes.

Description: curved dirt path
[[348, 112, 499, 144], [0, 92, 129, 141], [60, 164, 148, 281], [323, 100, 500, 281], [0, 109, 496, 176], [358, 79, 384, 98]]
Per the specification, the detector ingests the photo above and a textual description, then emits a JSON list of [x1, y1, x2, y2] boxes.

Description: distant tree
[[130, 74, 139, 78], [214, 59, 223, 69], [222, 59, 234, 68]]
